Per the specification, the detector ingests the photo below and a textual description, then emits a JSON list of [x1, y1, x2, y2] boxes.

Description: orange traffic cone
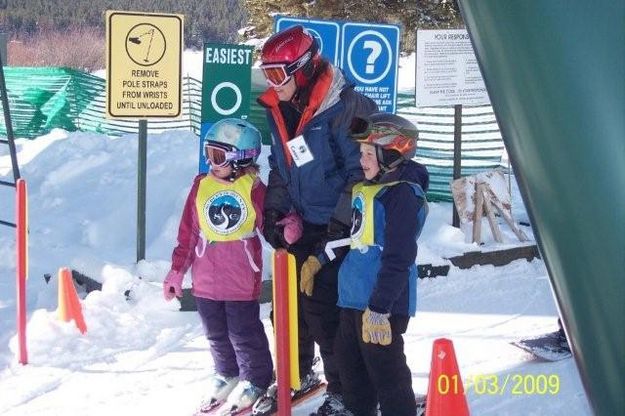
[[425, 338, 470, 416], [57, 267, 87, 334]]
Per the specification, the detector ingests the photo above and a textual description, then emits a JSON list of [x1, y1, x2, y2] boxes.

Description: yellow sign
[[106, 11, 183, 118]]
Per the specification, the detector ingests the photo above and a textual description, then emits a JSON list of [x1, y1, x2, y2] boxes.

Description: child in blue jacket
[[335, 113, 429, 416]]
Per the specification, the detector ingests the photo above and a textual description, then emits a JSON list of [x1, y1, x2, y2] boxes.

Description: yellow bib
[[350, 182, 397, 248], [195, 174, 257, 242]]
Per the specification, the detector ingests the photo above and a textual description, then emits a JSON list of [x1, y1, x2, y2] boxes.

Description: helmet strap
[[291, 39, 320, 89], [294, 59, 328, 107], [228, 163, 241, 181], [376, 146, 404, 173]]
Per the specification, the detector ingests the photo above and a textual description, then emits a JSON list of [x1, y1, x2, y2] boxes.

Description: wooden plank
[[449, 245, 540, 269], [418, 264, 451, 279], [473, 181, 484, 243], [491, 198, 529, 241], [480, 184, 504, 243]]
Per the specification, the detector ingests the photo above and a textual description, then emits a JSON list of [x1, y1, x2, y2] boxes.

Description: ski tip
[[194, 398, 225, 415], [510, 341, 572, 362]]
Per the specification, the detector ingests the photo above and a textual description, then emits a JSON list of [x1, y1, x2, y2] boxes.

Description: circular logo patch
[[204, 191, 248, 235], [351, 193, 365, 239]]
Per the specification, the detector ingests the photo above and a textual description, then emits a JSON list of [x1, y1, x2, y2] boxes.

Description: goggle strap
[[205, 145, 259, 162], [350, 118, 414, 145], [287, 39, 318, 73], [228, 148, 260, 160], [287, 51, 310, 74]]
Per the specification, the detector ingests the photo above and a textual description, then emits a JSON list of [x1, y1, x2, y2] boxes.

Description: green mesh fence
[[0, 67, 505, 201]]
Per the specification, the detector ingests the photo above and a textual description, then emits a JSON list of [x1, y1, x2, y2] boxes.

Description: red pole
[[16, 178, 28, 364], [273, 249, 291, 416]]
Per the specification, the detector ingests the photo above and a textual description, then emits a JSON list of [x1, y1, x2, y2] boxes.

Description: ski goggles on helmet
[[350, 117, 416, 155], [260, 51, 313, 88], [260, 63, 293, 87], [204, 141, 259, 167], [350, 118, 401, 145]]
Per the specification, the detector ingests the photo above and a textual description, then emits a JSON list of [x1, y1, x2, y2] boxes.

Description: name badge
[[287, 135, 314, 167]]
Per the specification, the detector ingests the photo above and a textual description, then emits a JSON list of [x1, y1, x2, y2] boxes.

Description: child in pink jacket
[[163, 118, 273, 415]]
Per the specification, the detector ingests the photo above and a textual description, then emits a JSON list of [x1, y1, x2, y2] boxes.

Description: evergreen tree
[[0, 0, 248, 49], [242, 0, 462, 52], [0, 0, 463, 53]]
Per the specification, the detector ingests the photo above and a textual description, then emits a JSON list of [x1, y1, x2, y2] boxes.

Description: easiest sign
[[106, 11, 183, 118], [199, 43, 254, 173]]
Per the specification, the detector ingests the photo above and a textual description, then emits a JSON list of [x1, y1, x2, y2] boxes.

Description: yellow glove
[[300, 256, 322, 296], [362, 307, 392, 346]]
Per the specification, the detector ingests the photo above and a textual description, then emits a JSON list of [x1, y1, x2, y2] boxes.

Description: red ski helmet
[[260, 25, 319, 88]]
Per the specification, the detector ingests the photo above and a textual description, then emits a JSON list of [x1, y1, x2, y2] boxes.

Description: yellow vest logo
[[196, 175, 256, 241], [350, 183, 388, 248], [351, 182, 400, 248], [204, 190, 248, 235], [351, 192, 365, 240]]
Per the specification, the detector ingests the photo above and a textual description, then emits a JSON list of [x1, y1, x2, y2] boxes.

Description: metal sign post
[[452, 105, 462, 227], [0, 32, 7, 66], [137, 119, 147, 261]]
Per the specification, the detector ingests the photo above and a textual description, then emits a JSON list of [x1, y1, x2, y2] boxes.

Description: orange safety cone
[[57, 267, 87, 334], [425, 338, 470, 416]]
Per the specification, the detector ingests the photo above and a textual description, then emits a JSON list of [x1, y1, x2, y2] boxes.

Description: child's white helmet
[[204, 118, 262, 168]]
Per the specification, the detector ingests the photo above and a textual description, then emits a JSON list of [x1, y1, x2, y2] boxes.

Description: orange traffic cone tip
[[425, 338, 470, 416], [57, 267, 87, 334]]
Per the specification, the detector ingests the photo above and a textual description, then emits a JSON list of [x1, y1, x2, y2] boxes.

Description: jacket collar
[[257, 65, 344, 167], [257, 65, 347, 120]]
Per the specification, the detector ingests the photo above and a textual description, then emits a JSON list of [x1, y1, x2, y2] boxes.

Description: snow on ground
[[0, 52, 592, 415], [0, 128, 592, 416]]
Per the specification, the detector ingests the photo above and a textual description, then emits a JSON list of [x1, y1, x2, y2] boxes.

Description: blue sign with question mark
[[341, 23, 400, 113], [275, 17, 340, 65]]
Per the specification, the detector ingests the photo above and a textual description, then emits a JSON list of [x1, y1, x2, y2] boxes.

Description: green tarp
[[459, 1, 625, 414]]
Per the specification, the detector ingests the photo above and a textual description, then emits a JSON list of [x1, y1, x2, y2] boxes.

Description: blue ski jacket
[[258, 66, 377, 226], [338, 160, 429, 316]]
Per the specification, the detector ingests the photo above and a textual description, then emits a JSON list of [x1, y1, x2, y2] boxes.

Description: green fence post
[[137, 119, 147, 262]]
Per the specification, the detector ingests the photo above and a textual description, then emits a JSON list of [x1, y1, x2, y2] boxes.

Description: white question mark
[[363, 40, 382, 74]]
